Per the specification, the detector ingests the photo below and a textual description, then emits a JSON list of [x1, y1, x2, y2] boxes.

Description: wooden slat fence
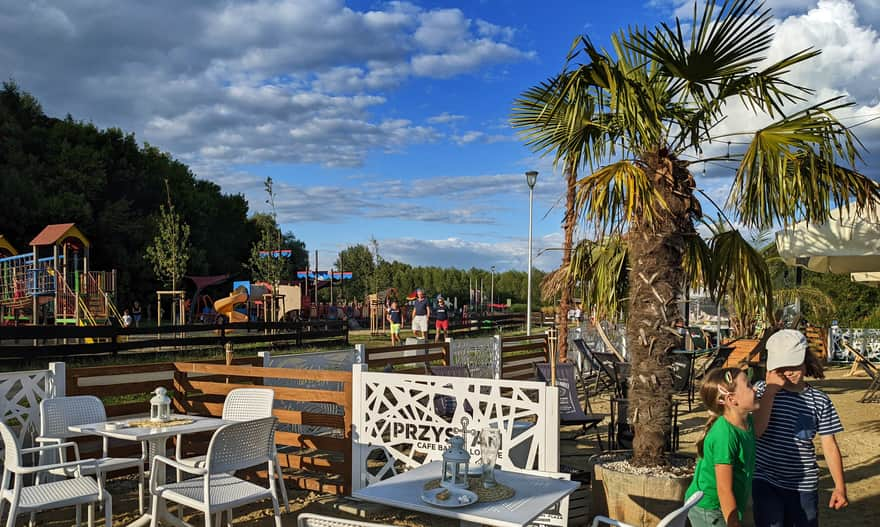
[[500, 334, 548, 380], [362, 342, 449, 373], [0, 320, 349, 361], [173, 361, 352, 494], [64, 358, 353, 494]]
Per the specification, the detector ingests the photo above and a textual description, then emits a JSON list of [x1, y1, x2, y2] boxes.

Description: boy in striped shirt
[[753, 330, 848, 527]]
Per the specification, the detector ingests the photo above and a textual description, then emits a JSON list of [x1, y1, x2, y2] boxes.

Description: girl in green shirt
[[686, 367, 758, 527]]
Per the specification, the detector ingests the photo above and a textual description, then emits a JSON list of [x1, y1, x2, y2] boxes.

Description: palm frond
[[710, 228, 773, 320], [682, 232, 715, 293], [774, 286, 836, 327], [575, 160, 667, 234], [630, 0, 774, 103], [728, 98, 880, 228], [569, 236, 628, 319]]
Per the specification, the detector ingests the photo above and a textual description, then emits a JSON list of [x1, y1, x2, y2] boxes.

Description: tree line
[[1, 83, 539, 312], [332, 244, 546, 310]]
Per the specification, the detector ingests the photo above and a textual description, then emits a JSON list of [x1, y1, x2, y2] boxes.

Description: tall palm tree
[[512, 0, 879, 467]]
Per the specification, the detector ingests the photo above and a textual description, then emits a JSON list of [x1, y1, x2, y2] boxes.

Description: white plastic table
[[352, 461, 579, 527], [70, 414, 228, 527]]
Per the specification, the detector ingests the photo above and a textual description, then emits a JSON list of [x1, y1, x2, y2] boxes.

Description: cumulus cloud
[[377, 232, 563, 271], [0, 0, 533, 169]]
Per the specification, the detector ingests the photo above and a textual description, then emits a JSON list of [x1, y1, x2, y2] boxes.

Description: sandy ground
[[26, 366, 879, 526]]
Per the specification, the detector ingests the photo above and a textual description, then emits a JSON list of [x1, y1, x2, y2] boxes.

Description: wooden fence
[[65, 358, 353, 494], [0, 320, 349, 362], [362, 342, 449, 373], [500, 333, 549, 380]]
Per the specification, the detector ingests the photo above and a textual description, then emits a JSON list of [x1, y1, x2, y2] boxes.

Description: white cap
[[766, 330, 807, 371]]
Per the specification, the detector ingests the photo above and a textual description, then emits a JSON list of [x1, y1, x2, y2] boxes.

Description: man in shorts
[[434, 296, 449, 342], [411, 288, 431, 340]]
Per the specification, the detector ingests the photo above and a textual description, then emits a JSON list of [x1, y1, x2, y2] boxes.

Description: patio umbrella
[[776, 205, 880, 274], [851, 272, 880, 287]]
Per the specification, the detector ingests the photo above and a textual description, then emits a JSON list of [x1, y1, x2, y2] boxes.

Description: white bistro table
[[352, 461, 579, 527], [69, 414, 228, 527]]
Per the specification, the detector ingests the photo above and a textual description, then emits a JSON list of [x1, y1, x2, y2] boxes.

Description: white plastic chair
[[0, 421, 112, 527], [37, 395, 146, 513], [175, 387, 289, 511], [149, 416, 282, 527], [590, 491, 704, 527], [297, 513, 397, 526]]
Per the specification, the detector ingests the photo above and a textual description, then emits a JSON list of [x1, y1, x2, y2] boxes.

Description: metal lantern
[[150, 387, 171, 422], [440, 417, 470, 489]]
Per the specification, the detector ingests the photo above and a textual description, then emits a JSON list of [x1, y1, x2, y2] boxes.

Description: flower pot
[[590, 453, 693, 526]]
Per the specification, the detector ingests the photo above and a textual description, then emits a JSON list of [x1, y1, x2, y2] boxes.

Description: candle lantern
[[150, 387, 172, 422], [440, 416, 471, 489]]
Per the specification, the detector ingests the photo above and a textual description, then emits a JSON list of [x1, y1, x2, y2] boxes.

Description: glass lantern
[[150, 387, 171, 422], [440, 416, 471, 490]]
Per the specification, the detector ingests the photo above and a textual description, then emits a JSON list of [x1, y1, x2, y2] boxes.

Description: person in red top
[[434, 296, 449, 343]]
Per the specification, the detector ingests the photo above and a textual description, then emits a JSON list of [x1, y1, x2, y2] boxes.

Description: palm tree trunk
[[627, 151, 695, 467], [557, 164, 577, 361]]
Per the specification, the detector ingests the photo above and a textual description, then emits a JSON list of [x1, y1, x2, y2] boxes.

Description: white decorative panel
[[351, 366, 558, 492], [0, 369, 51, 447], [829, 327, 880, 362]]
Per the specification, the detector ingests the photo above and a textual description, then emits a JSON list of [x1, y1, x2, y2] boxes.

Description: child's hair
[[696, 367, 743, 457], [804, 347, 825, 379]]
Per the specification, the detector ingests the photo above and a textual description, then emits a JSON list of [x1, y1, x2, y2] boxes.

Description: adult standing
[[411, 288, 431, 340], [434, 296, 449, 343], [131, 301, 142, 327]]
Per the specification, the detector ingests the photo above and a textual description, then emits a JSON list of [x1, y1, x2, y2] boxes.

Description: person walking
[[411, 288, 430, 340], [752, 330, 847, 527], [386, 301, 402, 346], [434, 295, 449, 343]]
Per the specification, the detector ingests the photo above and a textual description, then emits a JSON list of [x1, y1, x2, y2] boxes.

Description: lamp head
[[525, 170, 538, 189]]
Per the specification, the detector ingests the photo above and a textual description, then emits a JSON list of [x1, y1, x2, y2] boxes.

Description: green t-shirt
[[685, 414, 755, 518]]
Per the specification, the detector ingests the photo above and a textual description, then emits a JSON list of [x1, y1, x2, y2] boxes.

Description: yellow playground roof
[[0, 235, 18, 256]]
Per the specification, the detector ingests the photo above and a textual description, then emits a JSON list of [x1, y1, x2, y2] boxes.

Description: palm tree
[[512, 0, 879, 467]]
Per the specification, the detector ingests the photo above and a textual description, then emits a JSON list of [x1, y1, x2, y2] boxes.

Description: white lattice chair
[[37, 395, 147, 513], [0, 421, 112, 527], [590, 491, 704, 527], [150, 416, 282, 527], [297, 513, 398, 526], [174, 387, 289, 511]]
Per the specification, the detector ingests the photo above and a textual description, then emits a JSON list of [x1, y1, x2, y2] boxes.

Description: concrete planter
[[590, 453, 693, 526]]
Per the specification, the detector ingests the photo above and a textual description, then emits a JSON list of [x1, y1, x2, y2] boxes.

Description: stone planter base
[[591, 453, 693, 526]]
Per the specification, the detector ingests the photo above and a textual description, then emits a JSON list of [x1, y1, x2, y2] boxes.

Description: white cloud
[[377, 233, 563, 271], [427, 112, 466, 124], [0, 0, 533, 170]]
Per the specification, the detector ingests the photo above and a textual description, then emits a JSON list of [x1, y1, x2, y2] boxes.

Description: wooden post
[[225, 341, 234, 383]]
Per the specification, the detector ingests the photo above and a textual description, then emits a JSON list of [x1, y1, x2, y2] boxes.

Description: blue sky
[[2, 0, 879, 272]]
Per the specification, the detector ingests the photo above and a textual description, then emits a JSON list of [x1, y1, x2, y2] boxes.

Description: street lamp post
[[490, 265, 495, 313], [525, 170, 538, 336]]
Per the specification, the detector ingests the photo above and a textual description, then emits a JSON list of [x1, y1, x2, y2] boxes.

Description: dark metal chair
[[428, 365, 472, 417], [535, 363, 605, 450]]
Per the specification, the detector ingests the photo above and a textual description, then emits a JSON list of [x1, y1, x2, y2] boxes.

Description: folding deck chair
[[535, 363, 605, 450], [843, 341, 880, 403], [573, 339, 625, 397]]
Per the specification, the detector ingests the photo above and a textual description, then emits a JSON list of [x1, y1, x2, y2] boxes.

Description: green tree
[[145, 181, 191, 292], [336, 244, 377, 300], [246, 177, 308, 287], [512, 0, 880, 467]]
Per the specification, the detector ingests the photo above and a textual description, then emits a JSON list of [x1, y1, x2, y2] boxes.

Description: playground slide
[[214, 292, 248, 323]]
